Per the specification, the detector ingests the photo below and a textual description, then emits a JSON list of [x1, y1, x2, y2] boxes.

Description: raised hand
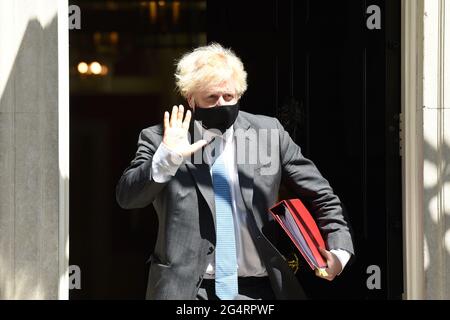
[[162, 105, 207, 158]]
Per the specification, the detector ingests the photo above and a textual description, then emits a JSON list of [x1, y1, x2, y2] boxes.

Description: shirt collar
[[194, 120, 234, 144]]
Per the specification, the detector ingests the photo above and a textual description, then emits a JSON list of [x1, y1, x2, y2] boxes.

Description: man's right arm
[[116, 105, 206, 209], [116, 128, 182, 209], [152, 142, 184, 183]]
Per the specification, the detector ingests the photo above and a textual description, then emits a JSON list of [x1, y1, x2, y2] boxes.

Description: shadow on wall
[[423, 137, 450, 297], [0, 15, 60, 299]]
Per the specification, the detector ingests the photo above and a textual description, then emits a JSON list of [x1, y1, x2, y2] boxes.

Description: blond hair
[[175, 43, 247, 99]]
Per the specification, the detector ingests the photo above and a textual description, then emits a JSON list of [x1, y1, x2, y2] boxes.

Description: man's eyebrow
[[206, 92, 234, 96]]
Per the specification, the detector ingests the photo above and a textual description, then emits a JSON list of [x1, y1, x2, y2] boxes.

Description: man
[[116, 43, 354, 300]]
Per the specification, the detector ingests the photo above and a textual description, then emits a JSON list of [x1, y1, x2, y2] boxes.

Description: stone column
[[0, 0, 69, 299]]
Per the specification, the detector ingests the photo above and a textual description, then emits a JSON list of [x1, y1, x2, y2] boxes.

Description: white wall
[[422, 0, 450, 300], [0, 0, 69, 299]]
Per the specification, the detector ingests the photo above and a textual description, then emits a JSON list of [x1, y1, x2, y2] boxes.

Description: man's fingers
[[170, 105, 178, 127], [182, 109, 192, 130], [188, 140, 207, 154], [163, 111, 170, 131], [177, 105, 184, 127], [318, 247, 332, 261]]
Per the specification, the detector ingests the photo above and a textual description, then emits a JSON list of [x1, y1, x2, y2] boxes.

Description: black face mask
[[193, 103, 240, 133]]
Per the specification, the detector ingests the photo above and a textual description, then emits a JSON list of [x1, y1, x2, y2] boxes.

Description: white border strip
[[58, 0, 70, 300], [401, 0, 425, 300]]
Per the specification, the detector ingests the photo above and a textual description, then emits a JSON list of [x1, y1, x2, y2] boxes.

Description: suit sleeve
[[116, 128, 172, 209], [275, 118, 355, 255]]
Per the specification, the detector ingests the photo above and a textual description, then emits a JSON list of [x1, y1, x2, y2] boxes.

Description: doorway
[[69, 0, 402, 299]]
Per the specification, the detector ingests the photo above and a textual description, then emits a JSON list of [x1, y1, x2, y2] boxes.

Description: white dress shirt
[[151, 121, 351, 278]]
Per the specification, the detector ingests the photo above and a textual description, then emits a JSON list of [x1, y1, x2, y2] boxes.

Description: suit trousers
[[196, 276, 276, 300]]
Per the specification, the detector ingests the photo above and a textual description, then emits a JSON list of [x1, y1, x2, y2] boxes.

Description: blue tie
[[212, 152, 238, 300]]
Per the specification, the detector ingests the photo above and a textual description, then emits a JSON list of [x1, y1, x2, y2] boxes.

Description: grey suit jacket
[[116, 111, 354, 300]]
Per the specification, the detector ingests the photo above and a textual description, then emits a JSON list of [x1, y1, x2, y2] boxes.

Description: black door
[[207, 0, 402, 299]]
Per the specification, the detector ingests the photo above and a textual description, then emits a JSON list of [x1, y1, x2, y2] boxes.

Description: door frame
[[58, 0, 431, 300], [58, 0, 70, 300], [401, 0, 425, 300]]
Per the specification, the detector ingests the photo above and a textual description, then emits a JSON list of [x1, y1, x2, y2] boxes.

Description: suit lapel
[[184, 119, 216, 227], [184, 112, 262, 230], [233, 114, 262, 229]]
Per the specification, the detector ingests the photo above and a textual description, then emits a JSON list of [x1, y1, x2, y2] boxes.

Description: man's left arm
[[275, 118, 354, 279]]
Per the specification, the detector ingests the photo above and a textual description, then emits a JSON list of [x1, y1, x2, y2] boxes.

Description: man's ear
[[187, 96, 195, 109]]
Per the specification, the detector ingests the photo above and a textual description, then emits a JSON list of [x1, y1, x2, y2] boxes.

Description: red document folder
[[269, 199, 328, 274]]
